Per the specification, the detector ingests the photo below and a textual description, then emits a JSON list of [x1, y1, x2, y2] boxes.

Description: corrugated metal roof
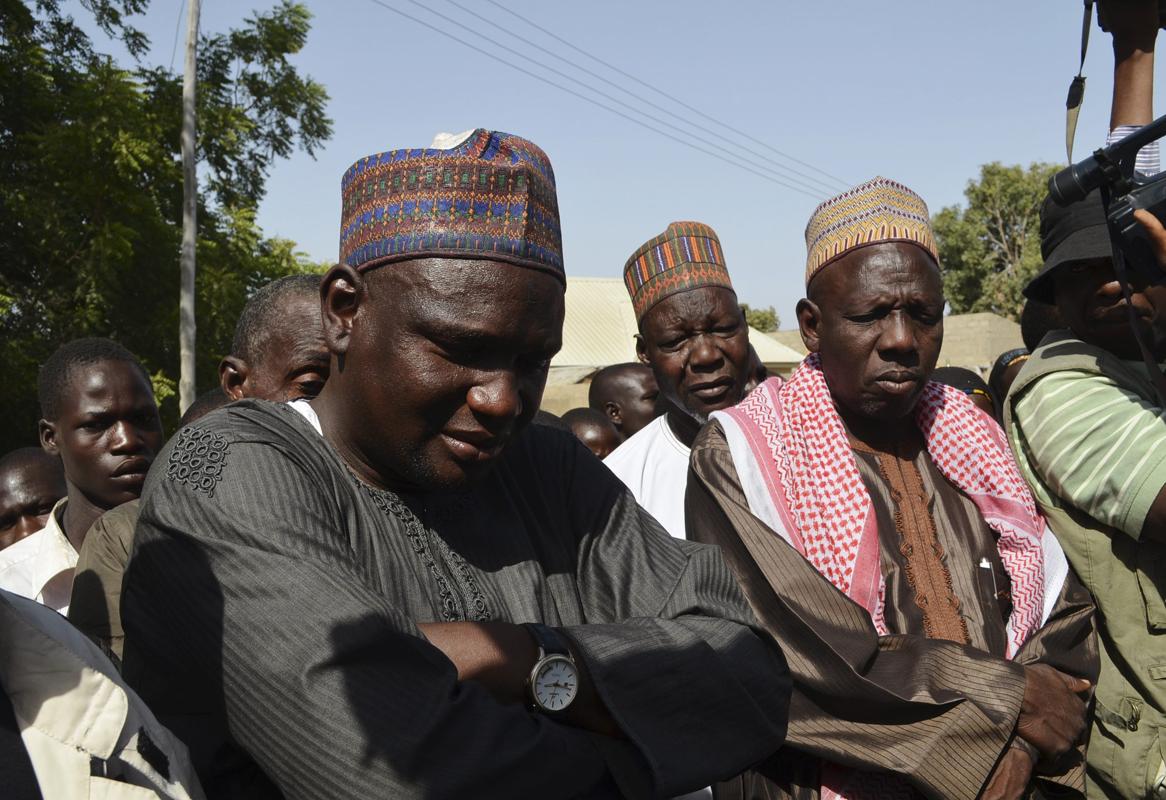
[[551, 277, 804, 372], [555, 278, 640, 368]]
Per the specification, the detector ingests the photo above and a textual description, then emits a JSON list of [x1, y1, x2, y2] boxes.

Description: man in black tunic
[[121, 129, 789, 799]]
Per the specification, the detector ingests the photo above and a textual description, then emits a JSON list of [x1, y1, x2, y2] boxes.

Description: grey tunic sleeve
[[122, 429, 620, 800], [558, 438, 792, 798]]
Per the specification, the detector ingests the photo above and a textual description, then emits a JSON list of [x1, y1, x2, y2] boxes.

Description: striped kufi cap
[[804, 177, 938, 287], [339, 129, 563, 280], [623, 221, 734, 321]]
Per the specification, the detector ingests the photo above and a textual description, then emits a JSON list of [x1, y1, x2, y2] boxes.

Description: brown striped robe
[[686, 421, 1098, 800]]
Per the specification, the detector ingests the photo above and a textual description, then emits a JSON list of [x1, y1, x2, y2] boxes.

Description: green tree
[[932, 162, 1059, 321], [740, 303, 780, 332], [0, 0, 331, 450]]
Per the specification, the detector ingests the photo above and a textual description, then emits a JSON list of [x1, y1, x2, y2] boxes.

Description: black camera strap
[[1065, 1, 1094, 162], [1101, 186, 1166, 407]]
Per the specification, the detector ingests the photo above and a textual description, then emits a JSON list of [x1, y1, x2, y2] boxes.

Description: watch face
[[532, 655, 578, 712]]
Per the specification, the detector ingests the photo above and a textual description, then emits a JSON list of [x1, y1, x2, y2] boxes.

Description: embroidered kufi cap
[[339, 129, 563, 280], [804, 177, 938, 287], [623, 221, 734, 321]]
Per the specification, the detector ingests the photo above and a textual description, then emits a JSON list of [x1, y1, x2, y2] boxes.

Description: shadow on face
[[798, 242, 944, 430], [318, 258, 565, 491], [39, 361, 164, 510], [636, 286, 751, 423], [0, 449, 66, 549], [1053, 257, 1166, 361]]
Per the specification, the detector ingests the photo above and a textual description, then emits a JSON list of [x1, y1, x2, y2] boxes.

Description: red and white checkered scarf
[[715, 355, 1049, 800]]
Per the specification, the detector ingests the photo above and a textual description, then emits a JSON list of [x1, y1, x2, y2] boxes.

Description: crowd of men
[[0, 4, 1164, 799]]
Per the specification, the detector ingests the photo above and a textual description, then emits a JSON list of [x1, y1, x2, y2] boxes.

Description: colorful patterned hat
[[804, 176, 938, 287], [339, 129, 563, 280], [623, 221, 734, 320]]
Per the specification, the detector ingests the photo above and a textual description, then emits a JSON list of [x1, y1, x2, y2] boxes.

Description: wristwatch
[[523, 623, 579, 713]]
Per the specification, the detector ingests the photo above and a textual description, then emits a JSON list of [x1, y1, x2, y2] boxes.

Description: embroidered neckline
[[361, 482, 491, 623]]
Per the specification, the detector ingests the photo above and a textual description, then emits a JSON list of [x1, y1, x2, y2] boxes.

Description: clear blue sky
[[76, 0, 1166, 328]]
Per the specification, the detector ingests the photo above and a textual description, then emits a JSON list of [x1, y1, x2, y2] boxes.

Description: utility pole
[[179, 0, 200, 414]]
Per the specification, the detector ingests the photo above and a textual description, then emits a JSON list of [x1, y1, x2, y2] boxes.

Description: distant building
[[935, 312, 1023, 377], [542, 277, 805, 415], [767, 311, 1023, 380], [767, 330, 808, 358]]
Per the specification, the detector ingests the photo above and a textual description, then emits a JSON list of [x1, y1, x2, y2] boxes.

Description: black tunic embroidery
[[363, 485, 492, 623], [167, 427, 230, 497]]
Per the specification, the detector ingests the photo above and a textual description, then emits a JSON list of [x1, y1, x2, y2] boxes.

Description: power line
[[363, 0, 823, 198], [445, 0, 837, 196], [169, 0, 186, 72], [485, 0, 851, 191], [373, 0, 820, 199]]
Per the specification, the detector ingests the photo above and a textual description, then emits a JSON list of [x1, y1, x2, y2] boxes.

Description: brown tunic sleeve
[[685, 422, 1026, 800], [69, 499, 140, 663]]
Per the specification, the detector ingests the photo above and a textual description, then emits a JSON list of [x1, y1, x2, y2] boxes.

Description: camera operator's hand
[[1103, 0, 1159, 46], [1106, 0, 1158, 130], [1134, 208, 1166, 268]]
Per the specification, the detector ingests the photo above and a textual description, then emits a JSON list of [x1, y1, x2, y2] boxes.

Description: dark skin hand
[[1016, 664, 1091, 761], [220, 294, 331, 402], [313, 258, 619, 737], [39, 360, 164, 551], [636, 286, 751, 447], [979, 746, 1035, 800]]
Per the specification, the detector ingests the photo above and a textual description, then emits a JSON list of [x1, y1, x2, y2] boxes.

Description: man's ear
[[39, 419, 59, 456], [321, 263, 364, 359], [796, 298, 823, 354], [219, 356, 249, 401], [635, 334, 649, 364], [603, 400, 622, 427]]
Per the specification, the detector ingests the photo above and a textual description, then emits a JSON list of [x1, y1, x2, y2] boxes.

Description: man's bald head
[[221, 274, 330, 402], [589, 363, 660, 439], [0, 447, 66, 549], [562, 407, 622, 460]]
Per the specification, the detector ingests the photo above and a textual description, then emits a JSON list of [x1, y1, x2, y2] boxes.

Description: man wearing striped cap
[[606, 221, 753, 541], [119, 130, 789, 799], [685, 178, 1098, 798]]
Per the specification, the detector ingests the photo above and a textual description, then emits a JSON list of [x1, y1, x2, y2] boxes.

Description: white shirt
[[604, 415, 691, 540], [0, 498, 76, 613]]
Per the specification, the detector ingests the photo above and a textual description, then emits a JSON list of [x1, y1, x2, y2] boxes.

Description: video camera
[[1050, 113, 1166, 283]]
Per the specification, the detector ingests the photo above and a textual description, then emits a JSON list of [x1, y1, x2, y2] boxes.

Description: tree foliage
[[0, 0, 331, 450], [740, 303, 780, 333], [932, 162, 1059, 321]]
